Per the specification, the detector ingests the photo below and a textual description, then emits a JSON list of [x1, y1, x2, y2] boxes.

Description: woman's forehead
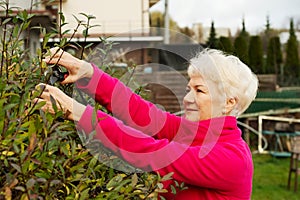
[[188, 74, 206, 86]]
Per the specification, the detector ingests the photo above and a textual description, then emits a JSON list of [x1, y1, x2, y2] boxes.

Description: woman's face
[[183, 74, 224, 122]]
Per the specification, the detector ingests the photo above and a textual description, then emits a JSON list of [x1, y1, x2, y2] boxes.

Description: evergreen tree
[[239, 18, 250, 42], [234, 36, 249, 64], [284, 18, 300, 78], [248, 35, 264, 73], [266, 36, 282, 75], [234, 18, 250, 64], [262, 15, 272, 54], [265, 15, 271, 34], [206, 21, 218, 49], [218, 36, 233, 54]]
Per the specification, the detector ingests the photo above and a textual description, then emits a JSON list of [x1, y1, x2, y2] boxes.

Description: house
[[0, 0, 203, 113], [0, 0, 162, 60]]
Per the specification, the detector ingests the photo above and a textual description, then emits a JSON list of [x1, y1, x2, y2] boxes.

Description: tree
[[150, 11, 179, 30], [239, 18, 250, 42], [218, 36, 233, 54], [234, 18, 250, 65], [248, 35, 264, 73], [284, 18, 300, 78], [206, 21, 218, 49], [265, 15, 271, 34], [234, 36, 249, 65], [150, 11, 192, 43], [179, 26, 195, 39], [266, 36, 282, 75], [262, 15, 272, 55], [149, 11, 179, 37]]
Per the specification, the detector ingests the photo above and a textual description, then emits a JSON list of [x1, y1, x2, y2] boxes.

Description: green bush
[[0, 1, 174, 199]]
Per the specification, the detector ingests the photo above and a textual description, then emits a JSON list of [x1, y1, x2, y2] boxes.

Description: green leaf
[[28, 120, 37, 134], [160, 196, 166, 200], [50, 94, 58, 112], [11, 163, 21, 173], [50, 180, 61, 186], [3, 103, 18, 111], [22, 21, 31, 30], [72, 14, 83, 24], [59, 12, 65, 23], [79, 13, 89, 19], [21, 160, 30, 173], [28, 101, 46, 115], [15, 186, 25, 192], [26, 178, 36, 189], [69, 161, 86, 173], [161, 172, 174, 181], [62, 29, 71, 35], [2, 18, 11, 25], [82, 29, 88, 37], [106, 174, 124, 190], [35, 172, 51, 179], [131, 173, 138, 187], [79, 188, 90, 200], [60, 143, 70, 156], [170, 185, 177, 194], [88, 156, 98, 169], [84, 43, 94, 49]]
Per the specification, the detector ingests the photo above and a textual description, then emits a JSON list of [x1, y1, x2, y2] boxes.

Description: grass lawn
[[252, 153, 300, 200]]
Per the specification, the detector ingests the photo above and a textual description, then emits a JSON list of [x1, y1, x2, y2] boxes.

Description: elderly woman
[[36, 48, 258, 200]]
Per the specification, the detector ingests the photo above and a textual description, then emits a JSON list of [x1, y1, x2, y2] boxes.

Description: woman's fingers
[[47, 47, 64, 59], [43, 47, 92, 84], [43, 48, 69, 67], [43, 48, 62, 62], [35, 84, 57, 101], [33, 98, 54, 114], [49, 47, 62, 56], [34, 84, 67, 113], [43, 56, 71, 71], [33, 83, 85, 121], [61, 75, 75, 84]]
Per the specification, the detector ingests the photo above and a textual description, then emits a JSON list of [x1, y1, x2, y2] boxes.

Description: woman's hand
[[43, 47, 94, 84], [34, 84, 86, 121]]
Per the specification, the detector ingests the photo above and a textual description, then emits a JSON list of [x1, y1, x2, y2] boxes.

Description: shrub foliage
[[0, 1, 174, 199]]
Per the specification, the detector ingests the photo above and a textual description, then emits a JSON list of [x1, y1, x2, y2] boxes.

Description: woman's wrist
[[71, 100, 86, 121], [82, 61, 94, 79]]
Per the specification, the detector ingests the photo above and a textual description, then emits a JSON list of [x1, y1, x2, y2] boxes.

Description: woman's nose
[[183, 90, 194, 104]]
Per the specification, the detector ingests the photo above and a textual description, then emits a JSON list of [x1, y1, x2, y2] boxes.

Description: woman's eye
[[196, 89, 203, 93], [185, 88, 190, 93]]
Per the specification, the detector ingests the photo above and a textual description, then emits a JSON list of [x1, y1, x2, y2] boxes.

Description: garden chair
[[287, 135, 300, 192]]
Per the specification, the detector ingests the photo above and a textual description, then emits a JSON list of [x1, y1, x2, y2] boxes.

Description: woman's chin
[[184, 114, 199, 122]]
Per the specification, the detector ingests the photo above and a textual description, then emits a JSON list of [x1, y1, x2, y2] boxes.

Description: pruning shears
[[48, 65, 69, 85]]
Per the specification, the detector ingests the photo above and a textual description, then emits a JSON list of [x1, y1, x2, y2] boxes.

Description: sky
[[149, 0, 300, 35]]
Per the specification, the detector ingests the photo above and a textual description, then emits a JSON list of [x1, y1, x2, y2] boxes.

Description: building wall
[[3, 0, 152, 35], [1, 0, 159, 54], [61, 0, 150, 35], [6, 0, 44, 9]]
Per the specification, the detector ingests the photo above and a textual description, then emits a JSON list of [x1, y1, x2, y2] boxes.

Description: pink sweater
[[76, 64, 253, 200]]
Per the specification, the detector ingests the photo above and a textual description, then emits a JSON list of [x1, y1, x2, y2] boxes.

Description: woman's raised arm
[[76, 64, 182, 140]]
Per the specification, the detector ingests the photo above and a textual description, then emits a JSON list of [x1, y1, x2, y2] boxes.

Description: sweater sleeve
[[76, 63, 182, 140], [76, 105, 252, 192]]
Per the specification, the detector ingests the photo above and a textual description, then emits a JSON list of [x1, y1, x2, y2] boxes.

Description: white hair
[[188, 48, 258, 116]]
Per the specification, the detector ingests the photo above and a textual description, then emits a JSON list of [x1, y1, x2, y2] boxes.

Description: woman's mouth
[[185, 108, 198, 112]]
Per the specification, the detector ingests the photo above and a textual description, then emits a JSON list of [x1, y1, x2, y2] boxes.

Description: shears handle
[[53, 65, 69, 82]]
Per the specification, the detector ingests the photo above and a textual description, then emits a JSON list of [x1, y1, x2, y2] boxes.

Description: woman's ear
[[224, 97, 238, 115]]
